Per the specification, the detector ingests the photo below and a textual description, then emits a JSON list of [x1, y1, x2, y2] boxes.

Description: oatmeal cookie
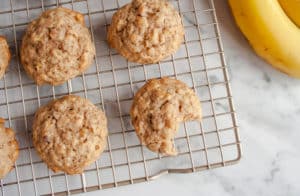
[[21, 7, 95, 85], [130, 77, 202, 155], [108, 0, 184, 64], [32, 95, 108, 174], [0, 36, 10, 79], [0, 118, 19, 179]]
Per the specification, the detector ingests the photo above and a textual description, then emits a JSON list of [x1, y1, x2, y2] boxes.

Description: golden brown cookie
[[130, 77, 202, 155], [32, 95, 108, 174], [21, 7, 95, 86], [0, 118, 19, 179], [0, 36, 11, 79], [107, 0, 184, 64]]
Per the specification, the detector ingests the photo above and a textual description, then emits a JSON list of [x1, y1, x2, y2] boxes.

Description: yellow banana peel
[[229, 0, 300, 78], [279, 0, 300, 27]]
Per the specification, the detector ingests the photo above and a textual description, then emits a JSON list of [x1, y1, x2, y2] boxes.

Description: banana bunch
[[229, 0, 300, 78]]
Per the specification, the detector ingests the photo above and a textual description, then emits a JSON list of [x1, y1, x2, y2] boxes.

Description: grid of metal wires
[[0, 0, 241, 195]]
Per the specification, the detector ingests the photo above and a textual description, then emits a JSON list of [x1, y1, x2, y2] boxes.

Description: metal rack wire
[[0, 0, 241, 195]]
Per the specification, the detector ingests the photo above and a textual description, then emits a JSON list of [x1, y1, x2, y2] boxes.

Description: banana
[[279, 0, 300, 27], [228, 0, 300, 78]]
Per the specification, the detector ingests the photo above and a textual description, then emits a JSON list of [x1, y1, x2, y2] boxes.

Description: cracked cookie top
[[108, 0, 184, 64], [0, 36, 10, 79], [21, 7, 95, 85], [130, 77, 202, 155], [32, 95, 107, 174], [0, 118, 19, 179]]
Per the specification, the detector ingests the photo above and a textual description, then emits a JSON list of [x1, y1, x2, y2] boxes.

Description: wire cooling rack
[[0, 0, 241, 195]]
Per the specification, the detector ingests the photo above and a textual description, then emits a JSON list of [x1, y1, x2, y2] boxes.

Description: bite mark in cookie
[[130, 77, 202, 155]]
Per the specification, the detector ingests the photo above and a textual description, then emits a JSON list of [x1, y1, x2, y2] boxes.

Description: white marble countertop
[[79, 0, 300, 195]]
